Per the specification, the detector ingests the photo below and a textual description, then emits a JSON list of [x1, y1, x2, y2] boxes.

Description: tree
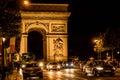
[[103, 27, 120, 49], [94, 33, 106, 60], [103, 26, 120, 60], [0, 0, 21, 52]]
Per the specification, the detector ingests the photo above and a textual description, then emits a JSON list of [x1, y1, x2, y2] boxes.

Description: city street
[[4, 67, 120, 80], [0, 1, 120, 80]]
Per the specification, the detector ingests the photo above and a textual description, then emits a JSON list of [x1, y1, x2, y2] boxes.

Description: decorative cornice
[[20, 12, 71, 20], [20, 3, 69, 12], [22, 16, 69, 20]]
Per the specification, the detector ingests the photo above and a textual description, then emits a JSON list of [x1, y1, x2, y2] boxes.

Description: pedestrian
[[8, 62, 13, 74], [17, 61, 20, 71]]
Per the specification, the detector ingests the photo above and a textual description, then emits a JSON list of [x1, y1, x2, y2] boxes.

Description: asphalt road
[[3, 67, 120, 80]]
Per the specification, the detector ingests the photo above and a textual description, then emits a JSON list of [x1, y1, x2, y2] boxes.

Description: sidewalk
[[6, 69, 22, 80]]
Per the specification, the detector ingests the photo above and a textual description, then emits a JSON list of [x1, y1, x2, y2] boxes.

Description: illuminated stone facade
[[20, 4, 71, 62]]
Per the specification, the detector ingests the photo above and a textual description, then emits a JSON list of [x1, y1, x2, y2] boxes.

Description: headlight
[[21, 64, 26, 68], [96, 67, 104, 70], [66, 63, 68, 66], [112, 67, 116, 70], [71, 63, 74, 66], [38, 62, 44, 67], [57, 65, 61, 68], [49, 65, 53, 68]]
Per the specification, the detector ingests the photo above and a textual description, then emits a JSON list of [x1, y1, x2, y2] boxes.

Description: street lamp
[[2, 37, 5, 67], [0, 26, 6, 80], [23, 0, 30, 6], [23, 0, 38, 6], [1, 37, 6, 80]]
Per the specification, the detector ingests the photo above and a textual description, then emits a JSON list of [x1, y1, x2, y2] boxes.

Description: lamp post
[[2, 37, 5, 67], [1, 37, 6, 80], [0, 27, 6, 80]]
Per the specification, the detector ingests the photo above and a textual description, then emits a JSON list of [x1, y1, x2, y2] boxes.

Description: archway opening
[[28, 31, 43, 60]]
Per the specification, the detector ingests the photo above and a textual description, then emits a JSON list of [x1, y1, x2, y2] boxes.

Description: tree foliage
[[0, 0, 21, 38], [0, 0, 21, 52], [103, 27, 120, 49], [94, 33, 106, 53]]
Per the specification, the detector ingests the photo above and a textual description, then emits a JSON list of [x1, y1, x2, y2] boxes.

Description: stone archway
[[20, 3, 71, 62], [27, 30, 43, 60]]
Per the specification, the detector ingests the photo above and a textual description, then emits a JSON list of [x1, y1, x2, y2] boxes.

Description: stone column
[[46, 35, 50, 61], [20, 33, 28, 55], [43, 37, 47, 62]]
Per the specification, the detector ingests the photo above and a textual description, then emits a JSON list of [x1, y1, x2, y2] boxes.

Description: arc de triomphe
[[20, 3, 71, 62]]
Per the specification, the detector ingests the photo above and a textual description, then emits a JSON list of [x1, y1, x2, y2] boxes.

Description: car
[[21, 61, 43, 79], [58, 61, 64, 68], [62, 61, 74, 68], [84, 60, 116, 76], [80, 61, 87, 71], [46, 62, 61, 70]]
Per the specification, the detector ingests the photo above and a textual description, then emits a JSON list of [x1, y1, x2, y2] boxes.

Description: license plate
[[30, 74, 36, 76], [105, 70, 111, 72]]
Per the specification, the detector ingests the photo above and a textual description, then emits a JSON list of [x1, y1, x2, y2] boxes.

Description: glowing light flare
[[19, 68, 23, 75], [38, 62, 44, 67], [94, 39, 99, 43], [57, 71, 62, 75], [48, 71, 53, 75], [65, 73, 75, 77], [21, 64, 26, 68], [65, 69, 69, 72], [23, 0, 30, 6], [96, 67, 104, 70], [2, 37, 6, 42], [65, 69, 74, 73]]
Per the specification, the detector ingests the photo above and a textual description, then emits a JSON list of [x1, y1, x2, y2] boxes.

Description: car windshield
[[64, 61, 72, 63], [26, 63, 38, 67], [94, 61, 105, 66], [50, 62, 58, 65]]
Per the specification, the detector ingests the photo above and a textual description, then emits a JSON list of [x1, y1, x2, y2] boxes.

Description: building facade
[[20, 3, 71, 62]]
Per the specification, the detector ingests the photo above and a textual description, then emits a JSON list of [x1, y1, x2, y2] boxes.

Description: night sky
[[30, 0, 120, 60]]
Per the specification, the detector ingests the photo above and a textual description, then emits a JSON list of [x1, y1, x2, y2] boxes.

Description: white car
[[83, 60, 116, 76], [46, 62, 61, 70]]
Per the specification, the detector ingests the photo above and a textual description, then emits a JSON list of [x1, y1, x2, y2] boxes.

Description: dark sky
[[68, 1, 120, 59], [30, 0, 120, 60]]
